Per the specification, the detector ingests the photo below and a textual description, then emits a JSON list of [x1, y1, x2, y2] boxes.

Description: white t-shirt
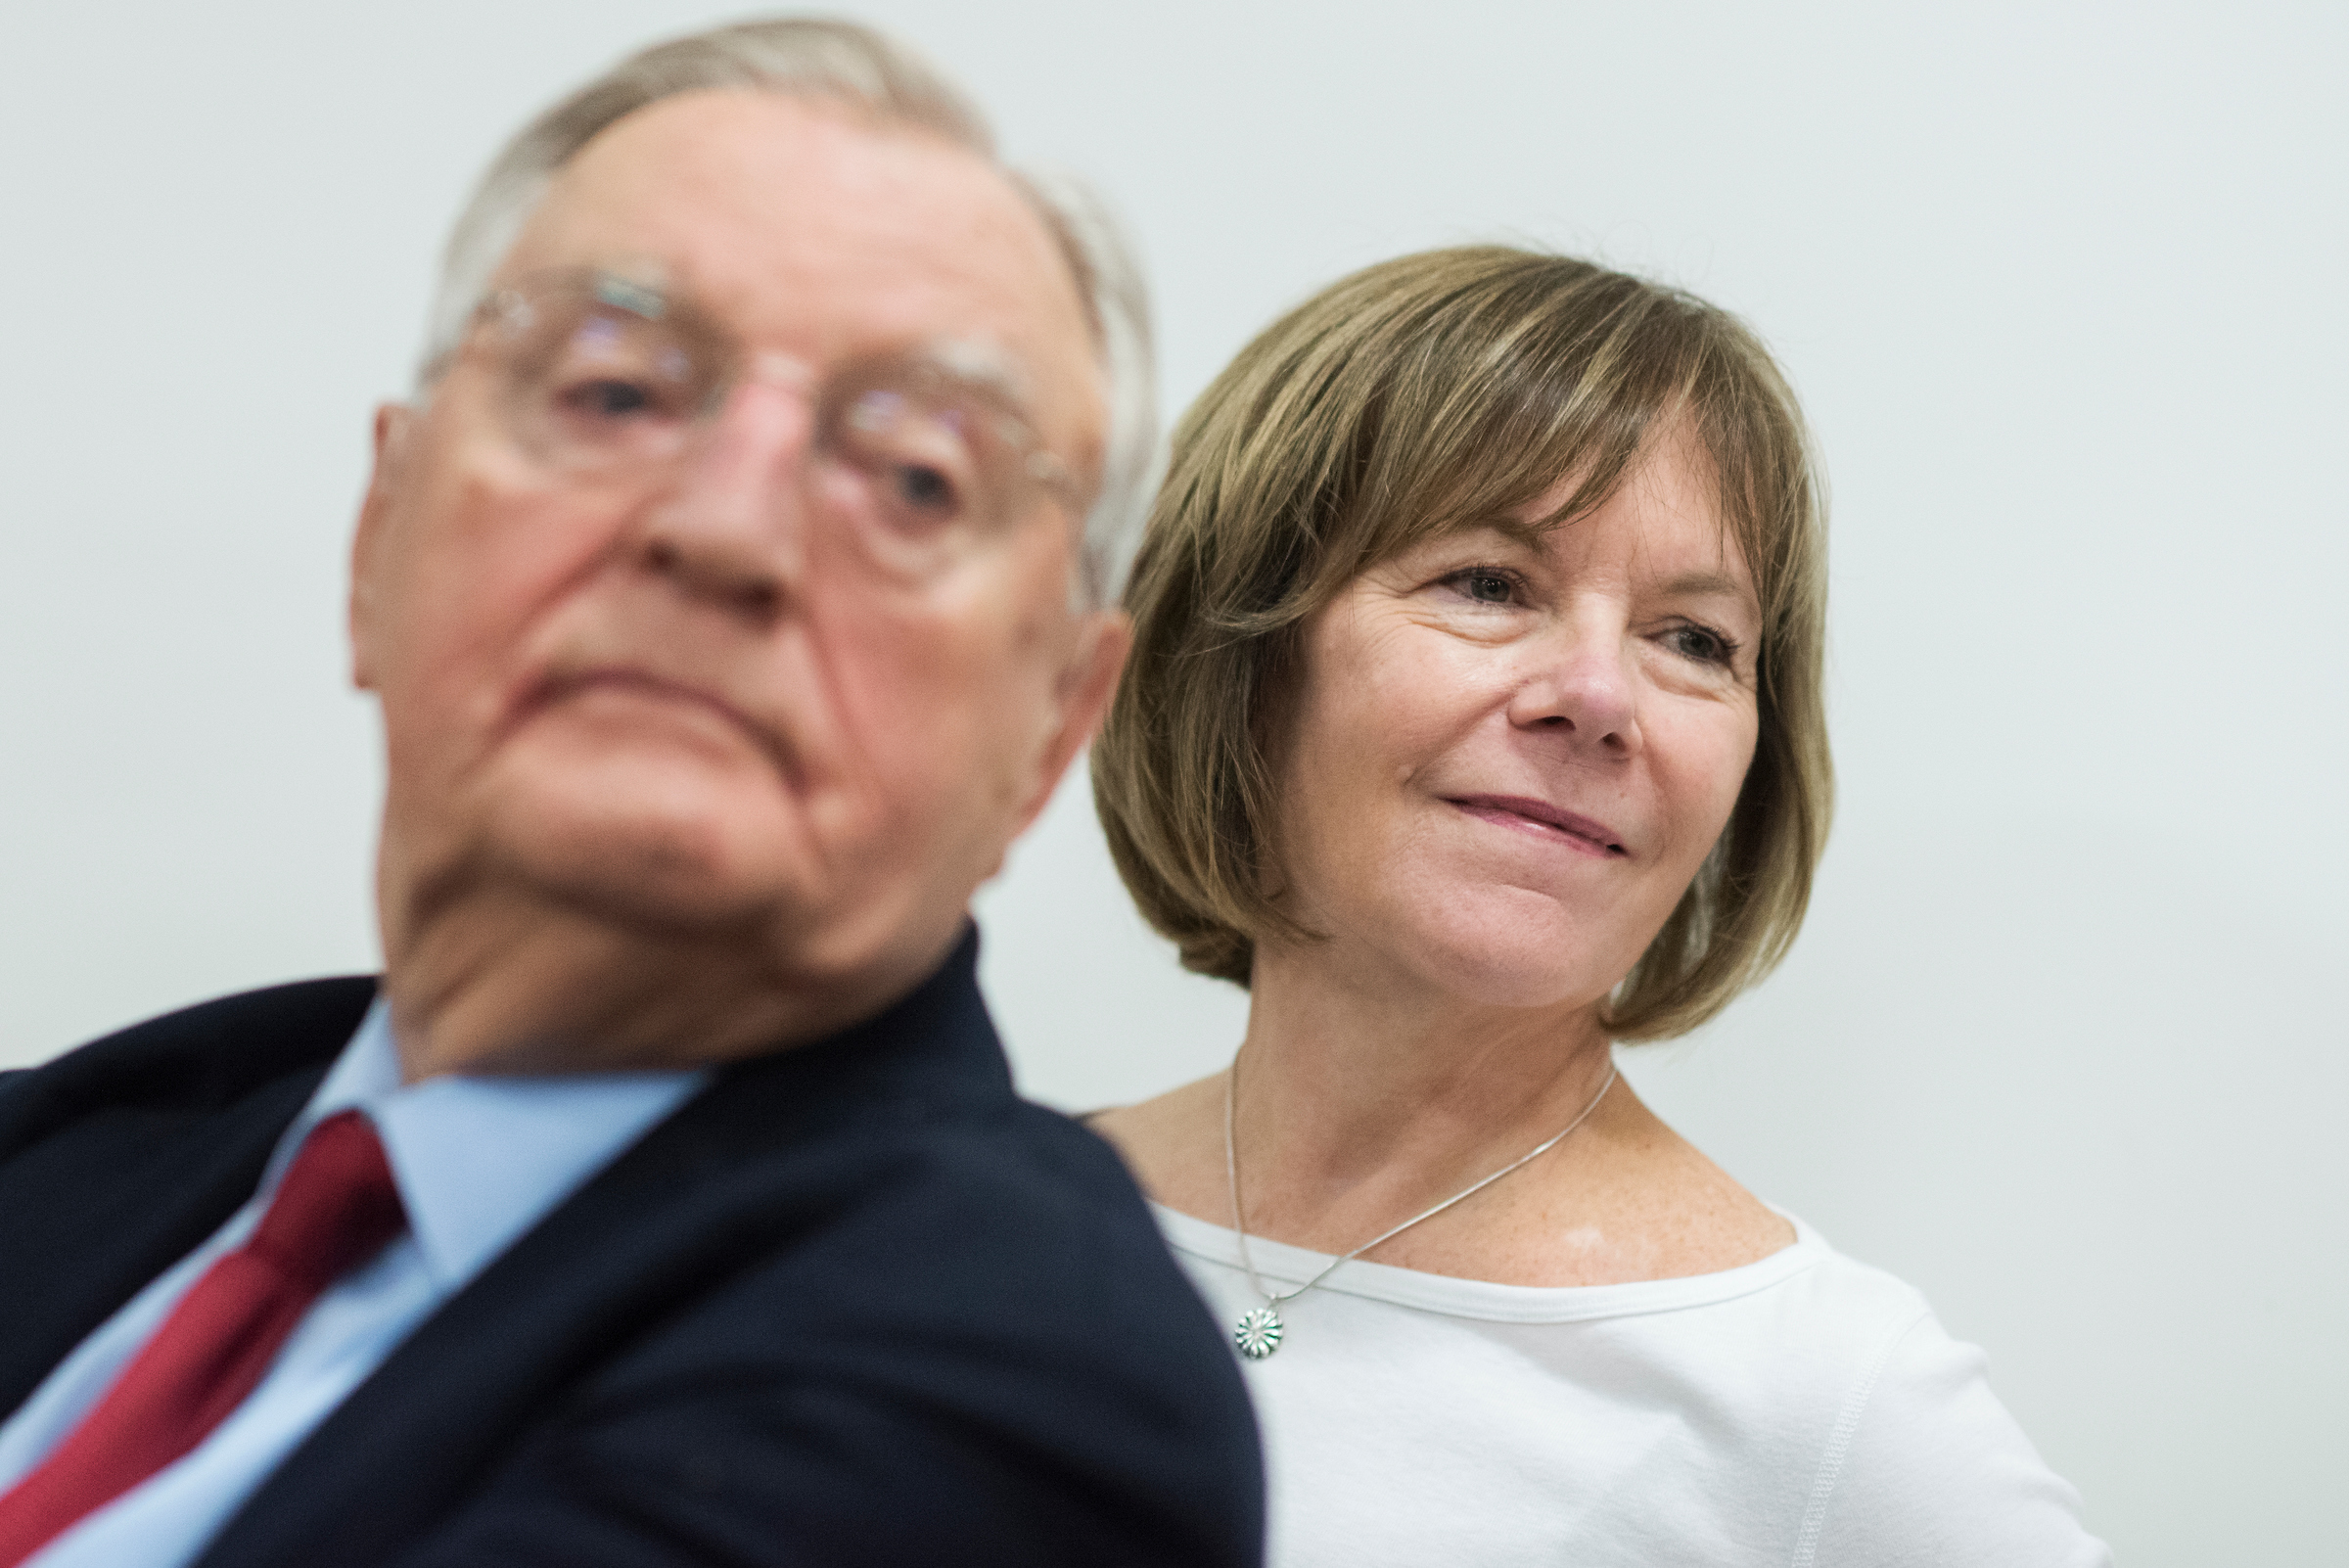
[[1153, 1205, 2110, 1567]]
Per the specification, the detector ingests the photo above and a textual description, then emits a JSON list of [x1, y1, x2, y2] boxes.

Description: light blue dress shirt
[[0, 1000, 706, 1568]]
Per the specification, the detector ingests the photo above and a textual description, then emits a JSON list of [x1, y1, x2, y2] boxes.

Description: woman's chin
[[1341, 888, 1638, 1011], [1343, 922, 1628, 1014]]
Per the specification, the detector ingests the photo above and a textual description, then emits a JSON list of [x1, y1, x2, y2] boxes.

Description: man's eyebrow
[[907, 339, 1041, 416], [565, 271, 1047, 415]]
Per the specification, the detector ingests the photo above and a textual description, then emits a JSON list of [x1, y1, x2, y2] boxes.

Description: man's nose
[[632, 372, 815, 622], [1505, 615, 1643, 759]]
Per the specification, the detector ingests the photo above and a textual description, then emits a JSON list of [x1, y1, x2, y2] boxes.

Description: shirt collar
[[274, 1001, 708, 1289]]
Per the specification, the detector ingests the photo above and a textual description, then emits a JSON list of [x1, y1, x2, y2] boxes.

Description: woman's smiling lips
[[1445, 794, 1629, 857]]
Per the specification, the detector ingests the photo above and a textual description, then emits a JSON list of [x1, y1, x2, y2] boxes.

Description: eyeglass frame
[[424, 266, 1096, 584]]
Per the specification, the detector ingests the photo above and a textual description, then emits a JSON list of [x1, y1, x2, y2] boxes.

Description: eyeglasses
[[454, 269, 1084, 584]]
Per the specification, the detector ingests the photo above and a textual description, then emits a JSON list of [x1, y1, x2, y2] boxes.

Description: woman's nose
[[633, 374, 817, 622], [1506, 621, 1642, 758]]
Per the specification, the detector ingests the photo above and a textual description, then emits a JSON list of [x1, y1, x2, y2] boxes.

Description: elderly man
[[0, 19, 1260, 1568]]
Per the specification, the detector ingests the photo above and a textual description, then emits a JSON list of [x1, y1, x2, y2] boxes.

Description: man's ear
[[1010, 608, 1133, 839], [349, 402, 413, 692]]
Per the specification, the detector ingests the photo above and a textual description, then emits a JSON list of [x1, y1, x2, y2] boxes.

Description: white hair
[[418, 17, 1158, 607]]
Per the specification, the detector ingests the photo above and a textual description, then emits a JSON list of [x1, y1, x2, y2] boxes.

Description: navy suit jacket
[[0, 932, 1264, 1567]]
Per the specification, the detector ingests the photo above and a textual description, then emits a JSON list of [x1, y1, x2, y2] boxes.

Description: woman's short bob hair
[[1091, 246, 1832, 1040]]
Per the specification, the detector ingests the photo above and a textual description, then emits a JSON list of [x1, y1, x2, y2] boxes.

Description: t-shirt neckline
[[1149, 1201, 1826, 1324]]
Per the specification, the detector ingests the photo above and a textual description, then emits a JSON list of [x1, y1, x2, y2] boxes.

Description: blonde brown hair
[[1090, 246, 1831, 1039]]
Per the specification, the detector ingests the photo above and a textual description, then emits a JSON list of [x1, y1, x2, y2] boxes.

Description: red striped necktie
[[0, 1109, 405, 1567]]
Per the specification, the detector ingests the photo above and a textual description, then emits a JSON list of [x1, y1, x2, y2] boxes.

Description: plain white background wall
[[2, 3, 2341, 1560]]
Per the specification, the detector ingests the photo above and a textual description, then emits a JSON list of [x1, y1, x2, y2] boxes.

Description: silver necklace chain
[[1222, 1051, 1619, 1360]]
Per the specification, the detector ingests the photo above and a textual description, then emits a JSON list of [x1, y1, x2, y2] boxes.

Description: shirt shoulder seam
[[1788, 1303, 1933, 1567]]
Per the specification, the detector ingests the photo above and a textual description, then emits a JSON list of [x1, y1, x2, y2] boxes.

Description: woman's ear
[[348, 402, 412, 692]]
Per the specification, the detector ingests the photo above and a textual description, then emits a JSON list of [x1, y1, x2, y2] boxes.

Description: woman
[[1090, 249, 2107, 1565]]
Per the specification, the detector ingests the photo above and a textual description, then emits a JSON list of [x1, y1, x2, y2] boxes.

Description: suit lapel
[[0, 1083, 312, 1419], [195, 933, 1006, 1568], [0, 979, 374, 1420]]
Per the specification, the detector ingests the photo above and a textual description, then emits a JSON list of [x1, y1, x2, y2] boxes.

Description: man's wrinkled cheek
[[402, 462, 606, 681], [868, 637, 1018, 816]]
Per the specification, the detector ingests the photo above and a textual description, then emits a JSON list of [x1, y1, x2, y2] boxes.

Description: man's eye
[[561, 379, 657, 419], [888, 463, 960, 516]]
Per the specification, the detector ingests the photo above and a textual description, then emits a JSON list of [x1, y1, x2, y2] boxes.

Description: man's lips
[[1446, 794, 1628, 857], [519, 668, 799, 781]]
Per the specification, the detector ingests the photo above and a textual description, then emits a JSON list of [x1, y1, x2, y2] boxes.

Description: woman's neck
[[1222, 936, 1623, 1252], [1091, 933, 1796, 1287]]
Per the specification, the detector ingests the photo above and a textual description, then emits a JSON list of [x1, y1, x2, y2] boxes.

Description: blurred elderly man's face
[[349, 90, 1119, 1033]]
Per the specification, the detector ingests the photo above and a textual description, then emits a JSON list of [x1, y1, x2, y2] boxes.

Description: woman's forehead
[[1384, 444, 1756, 598]]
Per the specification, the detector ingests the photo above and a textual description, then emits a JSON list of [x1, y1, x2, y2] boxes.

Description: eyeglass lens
[[476, 274, 1070, 583]]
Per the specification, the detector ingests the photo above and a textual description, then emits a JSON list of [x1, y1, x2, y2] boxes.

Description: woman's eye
[[1666, 623, 1738, 666], [1451, 570, 1516, 605]]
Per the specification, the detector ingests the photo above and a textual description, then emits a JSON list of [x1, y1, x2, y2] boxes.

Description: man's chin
[[478, 798, 809, 938]]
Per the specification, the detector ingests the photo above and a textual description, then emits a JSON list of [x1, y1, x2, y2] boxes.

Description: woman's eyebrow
[[1657, 569, 1750, 601]]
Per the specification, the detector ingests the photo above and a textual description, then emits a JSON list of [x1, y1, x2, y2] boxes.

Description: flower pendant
[[1234, 1305, 1284, 1360]]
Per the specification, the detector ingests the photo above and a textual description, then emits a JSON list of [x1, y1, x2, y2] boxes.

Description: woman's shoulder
[[1654, 1224, 1980, 1397], [1773, 1241, 2112, 1565], [1632, 1232, 2112, 1564], [1511, 1228, 2111, 1565], [1745, 1226, 1936, 1338]]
